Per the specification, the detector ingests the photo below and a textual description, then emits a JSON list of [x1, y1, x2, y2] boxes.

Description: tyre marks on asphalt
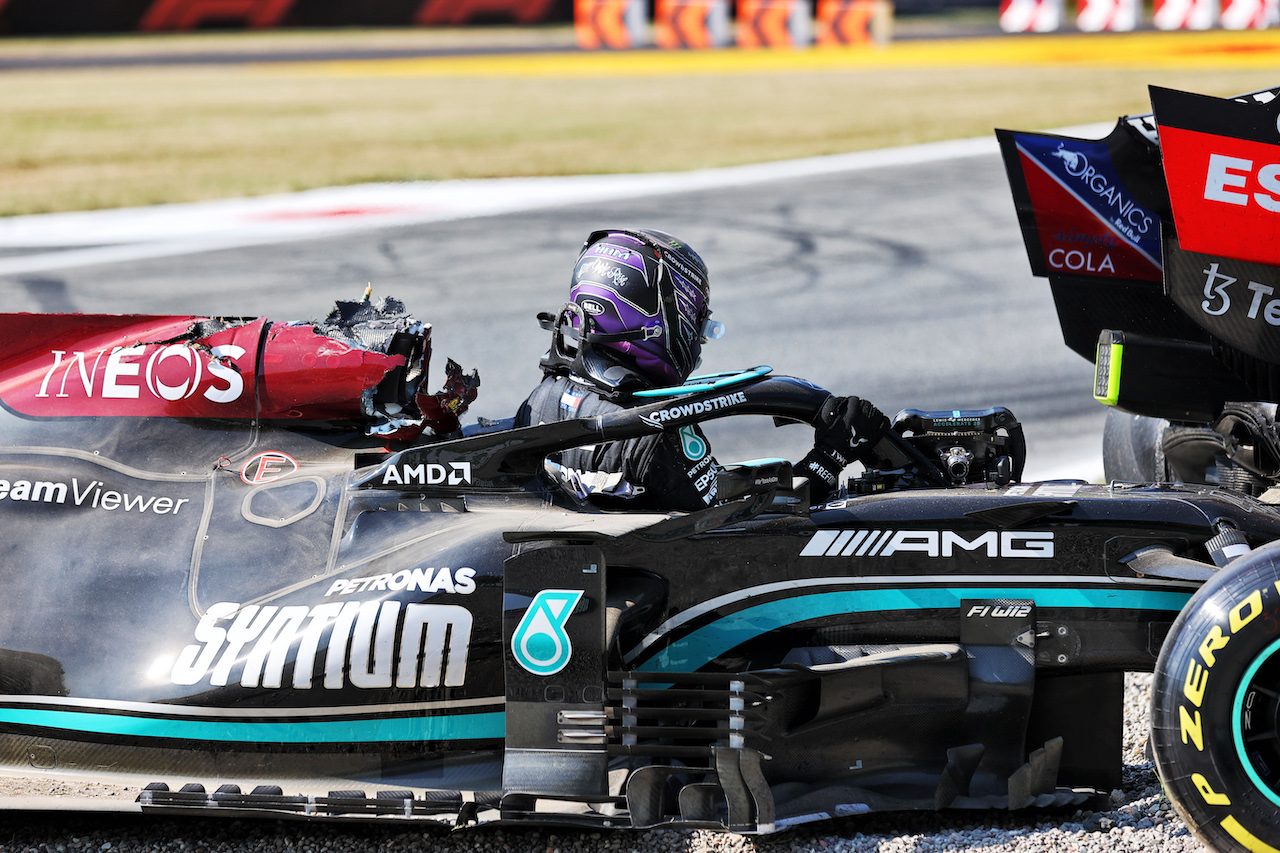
[[16, 276, 78, 313]]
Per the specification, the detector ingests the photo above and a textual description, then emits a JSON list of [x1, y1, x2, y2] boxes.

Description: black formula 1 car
[[0, 85, 1279, 853]]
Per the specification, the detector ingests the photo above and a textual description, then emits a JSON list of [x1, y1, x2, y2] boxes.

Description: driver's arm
[[795, 396, 890, 504], [630, 395, 889, 511]]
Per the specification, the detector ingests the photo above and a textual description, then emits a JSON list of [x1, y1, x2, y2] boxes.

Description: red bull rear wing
[[999, 85, 1280, 415]]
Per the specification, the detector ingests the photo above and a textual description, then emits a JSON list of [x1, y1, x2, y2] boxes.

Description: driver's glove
[[796, 396, 890, 503]]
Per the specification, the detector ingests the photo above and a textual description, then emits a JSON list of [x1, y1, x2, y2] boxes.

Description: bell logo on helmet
[[581, 300, 606, 316]]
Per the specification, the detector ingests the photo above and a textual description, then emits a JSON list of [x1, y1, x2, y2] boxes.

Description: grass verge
[[0, 26, 1276, 216]]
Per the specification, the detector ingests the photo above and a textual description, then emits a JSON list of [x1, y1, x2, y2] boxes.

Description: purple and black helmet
[[547, 228, 719, 389]]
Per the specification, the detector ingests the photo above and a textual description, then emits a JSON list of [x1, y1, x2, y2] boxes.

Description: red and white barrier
[[1076, 0, 1138, 29], [1220, 0, 1278, 27], [1153, 0, 1218, 28], [998, 0, 1062, 32]]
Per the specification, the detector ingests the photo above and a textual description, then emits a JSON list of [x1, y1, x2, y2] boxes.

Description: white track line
[[0, 124, 1113, 275]]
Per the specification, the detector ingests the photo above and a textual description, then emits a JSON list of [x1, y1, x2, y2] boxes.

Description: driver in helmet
[[516, 228, 889, 510]]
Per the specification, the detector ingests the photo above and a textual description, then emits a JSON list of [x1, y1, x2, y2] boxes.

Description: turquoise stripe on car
[[0, 707, 505, 744], [637, 586, 1194, 672]]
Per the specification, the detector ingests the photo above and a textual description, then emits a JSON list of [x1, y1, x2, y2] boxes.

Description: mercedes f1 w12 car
[[1, 85, 1280, 853]]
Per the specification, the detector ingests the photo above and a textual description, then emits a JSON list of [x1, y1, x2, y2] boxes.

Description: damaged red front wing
[[0, 296, 477, 441]]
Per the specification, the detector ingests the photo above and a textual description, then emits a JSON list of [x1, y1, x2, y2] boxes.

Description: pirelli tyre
[[1152, 540, 1280, 853]]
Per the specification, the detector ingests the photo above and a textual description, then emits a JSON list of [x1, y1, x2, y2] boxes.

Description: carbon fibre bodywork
[[10, 82, 1280, 836], [0, 313, 1271, 830]]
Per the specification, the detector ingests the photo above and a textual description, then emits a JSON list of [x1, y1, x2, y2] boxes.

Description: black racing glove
[[796, 396, 890, 503]]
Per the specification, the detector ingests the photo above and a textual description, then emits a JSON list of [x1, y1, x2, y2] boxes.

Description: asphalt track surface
[[0, 134, 1107, 480], [7, 22, 1279, 485]]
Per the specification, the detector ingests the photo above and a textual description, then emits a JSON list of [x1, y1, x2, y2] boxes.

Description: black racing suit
[[515, 374, 721, 511]]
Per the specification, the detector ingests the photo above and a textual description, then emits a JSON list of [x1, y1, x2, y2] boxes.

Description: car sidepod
[[477, 481, 1279, 831]]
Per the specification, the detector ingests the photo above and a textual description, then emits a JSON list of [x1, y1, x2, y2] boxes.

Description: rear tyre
[[1151, 541, 1280, 852], [1101, 409, 1167, 483]]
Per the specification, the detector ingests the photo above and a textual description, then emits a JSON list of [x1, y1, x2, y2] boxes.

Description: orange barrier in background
[[654, 0, 730, 47], [814, 0, 891, 44], [736, 0, 810, 46], [140, 0, 295, 29], [575, 0, 646, 48]]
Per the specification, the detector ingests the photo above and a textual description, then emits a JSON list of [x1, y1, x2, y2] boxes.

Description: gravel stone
[[0, 674, 1209, 853]]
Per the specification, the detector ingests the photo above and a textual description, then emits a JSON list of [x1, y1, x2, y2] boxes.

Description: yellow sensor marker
[[1094, 331, 1123, 407]]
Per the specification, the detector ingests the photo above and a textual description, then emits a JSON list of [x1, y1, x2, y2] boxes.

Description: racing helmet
[[542, 228, 722, 391]]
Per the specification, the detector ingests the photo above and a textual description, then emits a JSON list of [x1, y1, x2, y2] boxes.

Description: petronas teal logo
[[679, 425, 707, 461], [512, 590, 584, 675]]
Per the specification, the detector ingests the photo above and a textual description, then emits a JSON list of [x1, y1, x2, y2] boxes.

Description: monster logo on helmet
[[540, 228, 724, 395]]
